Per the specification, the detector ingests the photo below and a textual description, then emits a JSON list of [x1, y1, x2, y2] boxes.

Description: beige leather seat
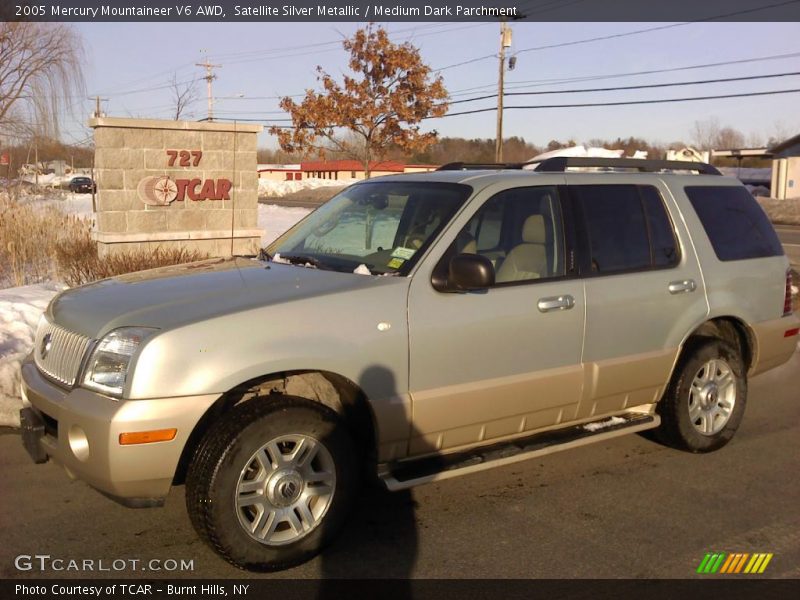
[[458, 232, 477, 254], [496, 214, 547, 282]]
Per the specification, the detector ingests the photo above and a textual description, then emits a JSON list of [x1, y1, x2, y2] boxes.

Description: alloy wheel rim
[[235, 434, 336, 546], [688, 358, 737, 436]]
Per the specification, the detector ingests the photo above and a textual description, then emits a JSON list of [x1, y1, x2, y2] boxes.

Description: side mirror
[[448, 254, 495, 291]]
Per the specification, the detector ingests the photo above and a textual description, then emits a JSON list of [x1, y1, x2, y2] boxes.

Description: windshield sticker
[[388, 258, 405, 269], [391, 247, 416, 260]]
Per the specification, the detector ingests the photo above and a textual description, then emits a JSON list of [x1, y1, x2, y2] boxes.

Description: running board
[[380, 413, 659, 491]]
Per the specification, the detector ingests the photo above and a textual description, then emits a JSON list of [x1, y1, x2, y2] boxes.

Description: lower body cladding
[[18, 355, 218, 507]]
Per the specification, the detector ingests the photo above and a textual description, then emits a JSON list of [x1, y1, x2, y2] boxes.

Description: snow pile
[[583, 416, 627, 432], [258, 176, 357, 198], [7, 186, 95, 219], [0, 283, 63, 427], [527, 145, 648, 165], [20, 173, 88, 188], [258, 204, 310, 245]]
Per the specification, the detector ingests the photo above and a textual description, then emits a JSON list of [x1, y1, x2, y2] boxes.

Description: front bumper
[[20, 354, 219, 507]]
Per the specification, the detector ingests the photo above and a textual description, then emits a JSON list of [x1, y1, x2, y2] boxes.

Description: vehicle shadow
[[315, 364, 431, 592]]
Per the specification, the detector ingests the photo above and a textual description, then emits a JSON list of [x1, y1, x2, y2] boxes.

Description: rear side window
[[684, 186, 783, 261], [572, 185, 679, 275], [640, 186, 680, 267]]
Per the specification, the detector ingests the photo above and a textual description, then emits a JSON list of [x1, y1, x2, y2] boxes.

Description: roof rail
[[532, 157, 721, 175], [437, 161, 527, 171]]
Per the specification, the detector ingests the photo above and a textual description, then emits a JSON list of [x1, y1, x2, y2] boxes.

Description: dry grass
[[757, 197, 800, 226], [54, 233, 207, 287], [1, 194, 207, 288], [0, 193, 90, 287]]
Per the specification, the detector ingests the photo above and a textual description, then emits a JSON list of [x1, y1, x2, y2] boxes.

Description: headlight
[[82, 327, 157, 397]]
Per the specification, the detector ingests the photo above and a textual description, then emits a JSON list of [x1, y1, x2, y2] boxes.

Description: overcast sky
[[64, 21, 800, 149]]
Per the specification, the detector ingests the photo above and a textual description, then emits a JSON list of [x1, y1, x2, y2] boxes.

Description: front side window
[[447, 186, 566, 285], [572, 184, 679, 275], [268, 181, 471, 275]]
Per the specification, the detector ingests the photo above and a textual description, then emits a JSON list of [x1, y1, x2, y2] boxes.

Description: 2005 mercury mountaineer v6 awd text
[[19, 157, 799, 571]]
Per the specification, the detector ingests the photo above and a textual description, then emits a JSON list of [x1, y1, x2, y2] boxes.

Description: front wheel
[[186, 396, 358, 571], [654, 339, 747, 453]]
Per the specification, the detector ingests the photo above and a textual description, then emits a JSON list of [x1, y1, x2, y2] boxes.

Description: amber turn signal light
[[119, 429, 177, 445]]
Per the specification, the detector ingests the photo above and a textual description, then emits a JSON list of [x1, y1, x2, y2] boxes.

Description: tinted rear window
[[684, 186, 783, 261], [572, 184, 679, 274]]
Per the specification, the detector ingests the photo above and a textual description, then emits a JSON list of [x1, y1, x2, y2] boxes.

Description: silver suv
[[19, 158, 798, 571]]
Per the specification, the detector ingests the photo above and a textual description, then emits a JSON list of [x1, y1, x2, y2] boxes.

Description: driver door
[[406, 184, 586, 457]]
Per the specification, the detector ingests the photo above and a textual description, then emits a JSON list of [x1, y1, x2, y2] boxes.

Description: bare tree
[[691, 117, 721, 150], [169, 73, 198, 121], [746, 132, 765, 148], [691, 117, 746, 150], [0, 22, 85, 139], [715, 127, 745, 150]]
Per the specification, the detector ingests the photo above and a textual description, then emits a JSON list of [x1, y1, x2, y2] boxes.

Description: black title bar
[[3, 0, 800, 22]]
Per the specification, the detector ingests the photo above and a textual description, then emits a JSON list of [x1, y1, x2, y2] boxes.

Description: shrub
[[54, 231, 208, 287], [1, 193, 208, 288], [0, 193, 90, 287]]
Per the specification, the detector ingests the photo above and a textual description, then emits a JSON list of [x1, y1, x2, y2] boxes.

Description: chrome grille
[[34, 319, 92, 387]]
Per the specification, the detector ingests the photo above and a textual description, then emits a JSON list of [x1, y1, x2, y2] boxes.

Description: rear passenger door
[[567, 178, 709, 419]]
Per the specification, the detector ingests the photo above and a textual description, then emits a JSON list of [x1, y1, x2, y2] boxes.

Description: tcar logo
[[137, 175, 232, 206]]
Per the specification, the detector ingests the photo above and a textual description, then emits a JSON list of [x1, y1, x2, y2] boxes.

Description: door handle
[[537, 295, 575, 313], [668, 279, 697, 294]]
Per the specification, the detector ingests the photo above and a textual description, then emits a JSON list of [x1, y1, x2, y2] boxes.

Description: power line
[[449, 70, 800, 105], [204, 87, 800, 127], [435, 0, 800, 73], [436, 88, 800, 118], [447, 50, 800, 97], [86, 23, 490, 99]]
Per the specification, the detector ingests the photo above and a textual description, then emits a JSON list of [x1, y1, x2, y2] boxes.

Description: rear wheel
[[186, 396, 358, 571], [654, 339, 746, 452]]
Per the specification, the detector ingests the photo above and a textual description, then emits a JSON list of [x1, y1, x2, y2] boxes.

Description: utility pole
[[90, 96, 108, 118], [196, 53, 221, 121], [495, 22, 513, 162]]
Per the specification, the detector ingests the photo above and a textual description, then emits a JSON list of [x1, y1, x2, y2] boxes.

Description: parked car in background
[[68, 176, 96, 194]]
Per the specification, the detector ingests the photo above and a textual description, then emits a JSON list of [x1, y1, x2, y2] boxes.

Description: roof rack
[[437, 157, 721, 176], [437, 161, 527, 171], [533, 157, 721, 175]]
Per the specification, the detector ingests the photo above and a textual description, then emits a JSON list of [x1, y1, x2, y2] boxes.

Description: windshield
[[267, 181, 472, 275]]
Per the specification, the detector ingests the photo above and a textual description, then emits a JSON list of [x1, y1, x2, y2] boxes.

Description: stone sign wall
[[90, 117, 263, 257]]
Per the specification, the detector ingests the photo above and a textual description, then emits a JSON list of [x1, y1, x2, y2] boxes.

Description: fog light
[[119, 429, 177, 445], [68, 426, 90, 462]]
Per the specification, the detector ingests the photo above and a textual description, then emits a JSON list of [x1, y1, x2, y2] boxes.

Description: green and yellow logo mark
[[697, 552, 773, 574]]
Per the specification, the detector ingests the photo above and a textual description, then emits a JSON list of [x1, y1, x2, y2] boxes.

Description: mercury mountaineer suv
[[20, 157, 799, 571]]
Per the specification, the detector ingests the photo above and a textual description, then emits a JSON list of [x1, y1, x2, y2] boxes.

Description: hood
[[48, 257, 405, 338]]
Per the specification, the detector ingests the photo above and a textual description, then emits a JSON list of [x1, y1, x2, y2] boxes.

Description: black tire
[[654, 338, 747, 453], [186, 396, 358, 571]]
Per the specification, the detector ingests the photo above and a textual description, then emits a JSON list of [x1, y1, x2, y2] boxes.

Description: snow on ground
[[258, 203, 310, 245], [0, 283, 64, 427], [258, 176, 356, 198], [12, 187, 95, 219]]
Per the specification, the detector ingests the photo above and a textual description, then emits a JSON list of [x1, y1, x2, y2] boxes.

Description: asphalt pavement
[[1, 347, 798, 580]]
